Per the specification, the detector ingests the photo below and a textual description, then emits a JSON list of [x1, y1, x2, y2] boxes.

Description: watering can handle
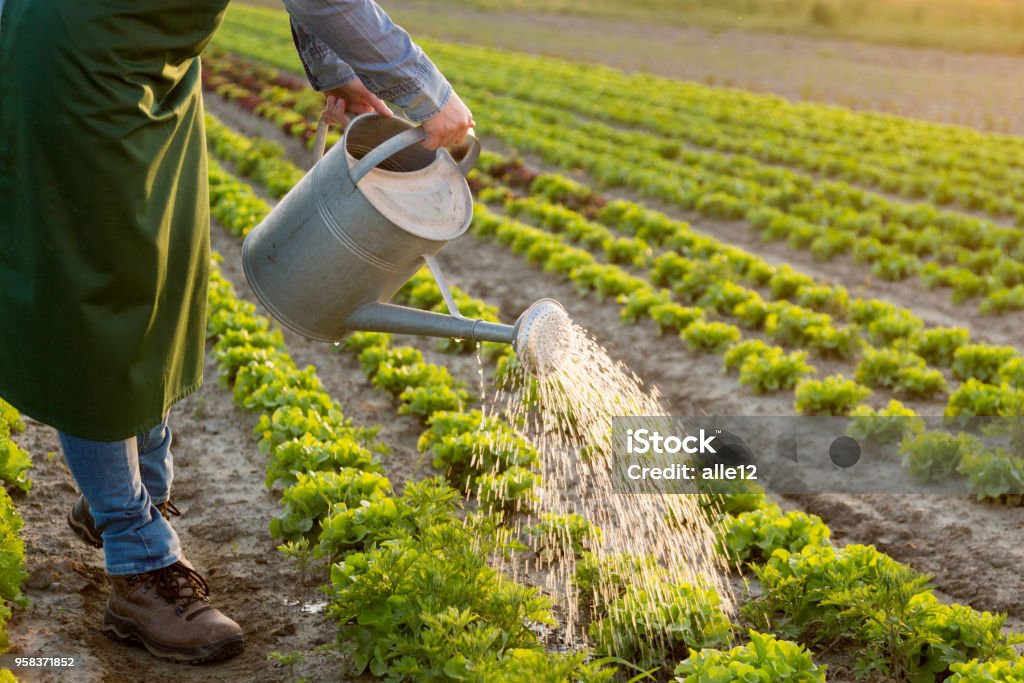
[[312, 112, 331, 164], [340, 114, 480, 184]]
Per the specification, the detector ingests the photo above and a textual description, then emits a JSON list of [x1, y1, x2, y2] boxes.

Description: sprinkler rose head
[[512, 298, 573, 377]]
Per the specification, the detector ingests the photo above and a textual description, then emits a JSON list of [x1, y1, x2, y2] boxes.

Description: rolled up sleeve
[[282, 0, 452, 122], [290, 18, 357, 92]]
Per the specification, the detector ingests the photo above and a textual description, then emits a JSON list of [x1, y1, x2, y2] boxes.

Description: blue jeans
[[58, 418, 181, 575]]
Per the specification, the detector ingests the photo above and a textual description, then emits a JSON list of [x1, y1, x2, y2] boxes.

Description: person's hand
[[421, 91, 475, 150], [322, 78, 393, 126]]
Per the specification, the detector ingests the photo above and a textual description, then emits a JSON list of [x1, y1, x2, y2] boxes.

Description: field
[[4, 2, 1024, 682]]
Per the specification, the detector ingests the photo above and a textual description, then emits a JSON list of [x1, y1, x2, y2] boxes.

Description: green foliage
[[846, 401, 924, 444], [764, 306, 860, 359], [254, 405, 378, 458], [0, 401, 31, 493], [526, 513, 601, 560], [329, 513, 557, 679], [674, 630, 826, 682], [979, 284, 1024, 315], [855, 348, 947, 399], [418, 411, 538, 491], [949, 658, 1024, 682], [618, 288, 671, 325], [573, 551, 659, 615], [748, 544, 1021, 681], [694, 478, 769, 519], [233, 362, 331, 414], [649, 303, 705, 335], [952, 345, 1019, 384], [373, 361, 461, 398], [767, 266, 814, 300], [795, 283, 849, 319], [270, 469, 392, 540], [682, 321, 742, 354], [398, 383, 471, 418], [572, 263, 647, 301], [589, 578, 732, 671], [476, 466, 541, 512], [723, 340, 772, 373], [265, 433, 379, 489], [899, 431, 983, 483], [211, 326, 286, 384], [865, 311, 923, 347], [343, 332, 393, 354], [470, 648, 616, 683], [738, 348, 815, 394], [0, 486, 27, 649], [317, 479, 456, 560], [721, 505, 830, 564], [1000, 357, 1024, 389], [957, 447, 1024, 504], [945, 379, 1022, 422], [426, 428, 539, 481], [794, 375, 871, 416], [913, 327, 970, 367]]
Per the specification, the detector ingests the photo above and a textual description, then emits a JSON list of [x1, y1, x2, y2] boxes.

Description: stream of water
[[477, 322, 737, 647]]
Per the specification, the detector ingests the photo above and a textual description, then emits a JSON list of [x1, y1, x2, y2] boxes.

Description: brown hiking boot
[[68, 495, 182, 549], [103, 560, 243, 663]]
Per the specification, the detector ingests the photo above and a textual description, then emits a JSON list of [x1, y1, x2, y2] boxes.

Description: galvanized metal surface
[[242, 113, 474, 342], [242, 112, 569, 377]]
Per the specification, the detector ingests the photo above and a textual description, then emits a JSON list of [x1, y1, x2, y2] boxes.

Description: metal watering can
[[241, 112, 570, 375]]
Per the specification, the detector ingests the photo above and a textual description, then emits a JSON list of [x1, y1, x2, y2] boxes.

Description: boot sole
[[67, 510, 103, 549], [102, 609, 244, 664]]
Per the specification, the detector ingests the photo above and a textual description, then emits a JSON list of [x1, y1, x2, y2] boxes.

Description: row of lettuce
[[204, 110, 1023, 679], [207, 14, 1024, 315], [0, 401, 31, 681], [206, 146, 837, 680], [210, 76, 1024, 506], [222, 4, 1024, 230], [199, 51, 1024, 407], [467, 159, 1024, 504], [201, 53, 1024, 504]]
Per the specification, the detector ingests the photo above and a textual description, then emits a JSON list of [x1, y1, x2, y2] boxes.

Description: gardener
[[0, 0, 472, 663]]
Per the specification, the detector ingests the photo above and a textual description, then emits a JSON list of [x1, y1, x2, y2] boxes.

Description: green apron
[[0, 0, 229, 440]]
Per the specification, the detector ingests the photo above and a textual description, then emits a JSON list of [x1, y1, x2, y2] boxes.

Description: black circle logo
[[829, 436, 861, 468]]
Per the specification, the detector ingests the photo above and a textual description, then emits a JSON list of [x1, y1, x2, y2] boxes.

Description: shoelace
[[158, 499, 182, 519], [131, 562, 211, 616]]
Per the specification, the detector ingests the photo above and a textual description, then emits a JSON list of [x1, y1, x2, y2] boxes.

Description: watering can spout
[[345, 298, 573, 377], [344, 302, 516, 344]]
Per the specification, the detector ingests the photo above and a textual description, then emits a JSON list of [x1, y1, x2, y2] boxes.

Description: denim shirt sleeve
[[282, 0, 452, 122], [289, 17, 357, 92]]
